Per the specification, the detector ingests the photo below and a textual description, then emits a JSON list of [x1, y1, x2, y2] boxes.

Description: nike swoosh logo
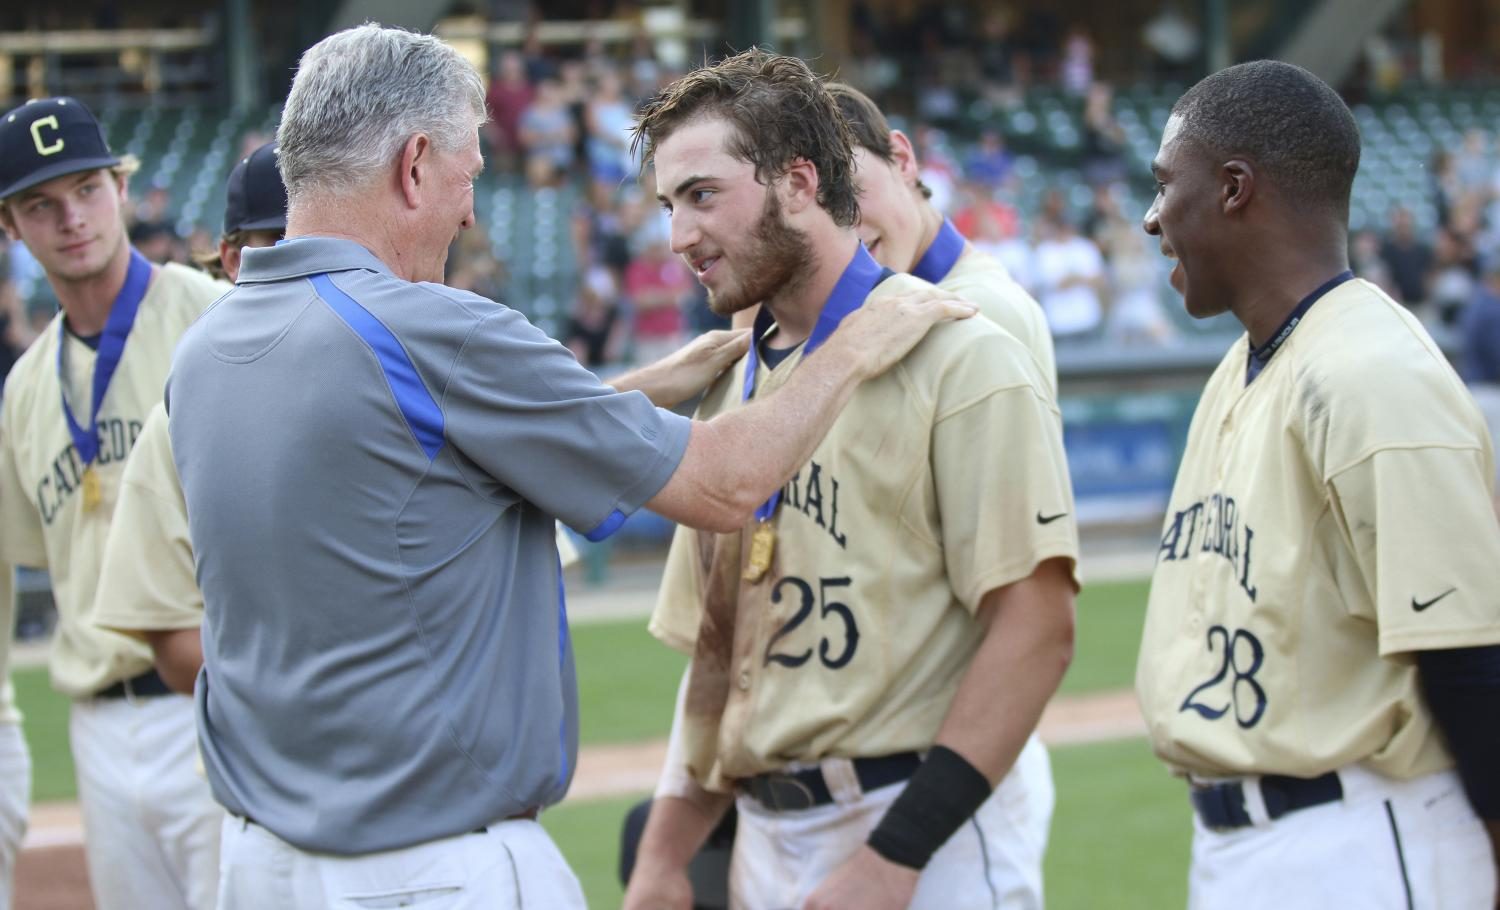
[[1036, 511, 1069, 525], [1412, 588, 1457, 612]]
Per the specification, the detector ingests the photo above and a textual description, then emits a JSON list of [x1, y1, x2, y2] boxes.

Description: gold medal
[[743, 522, 776, 582], [82, 467, 101, 512]]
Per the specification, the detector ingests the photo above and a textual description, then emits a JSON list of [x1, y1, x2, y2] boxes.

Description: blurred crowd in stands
[[2, 7, 1500, 387]]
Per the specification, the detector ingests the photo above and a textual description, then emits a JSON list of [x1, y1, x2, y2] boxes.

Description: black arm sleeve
[[1417, 644, 1500, 820]]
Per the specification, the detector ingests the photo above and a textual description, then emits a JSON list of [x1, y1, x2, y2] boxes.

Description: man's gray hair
[[276, 24, 486, 201]]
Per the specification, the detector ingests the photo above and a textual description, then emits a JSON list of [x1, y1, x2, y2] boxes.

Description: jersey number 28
[[1179, 625, 1268, 728]]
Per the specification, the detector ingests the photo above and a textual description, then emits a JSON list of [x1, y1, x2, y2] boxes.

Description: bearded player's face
[[653, 116, 811, 316]]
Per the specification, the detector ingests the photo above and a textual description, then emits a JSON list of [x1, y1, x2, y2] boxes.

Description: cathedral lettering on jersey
[[1157, 492, 1258, 601], [36, 417, 144, 524], [781, 459, 847, 549]]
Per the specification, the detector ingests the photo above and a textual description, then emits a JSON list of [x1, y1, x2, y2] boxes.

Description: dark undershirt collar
[[1246, 270, 1354, 385]]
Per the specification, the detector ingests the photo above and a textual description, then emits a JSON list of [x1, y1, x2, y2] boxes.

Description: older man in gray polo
[[166, 24, 972, 909]]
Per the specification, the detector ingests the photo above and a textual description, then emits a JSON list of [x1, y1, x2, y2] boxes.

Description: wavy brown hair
[[632, 48, 859, 227]]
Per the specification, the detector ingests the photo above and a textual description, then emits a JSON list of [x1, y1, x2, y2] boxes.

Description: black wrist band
[[866, 745, 993, 870]]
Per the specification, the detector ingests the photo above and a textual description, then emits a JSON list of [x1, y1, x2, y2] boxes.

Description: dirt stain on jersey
[[685, 528, 741, 719]]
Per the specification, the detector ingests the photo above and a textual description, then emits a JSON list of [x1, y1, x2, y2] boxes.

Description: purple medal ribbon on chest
[[741, 244, 888, 523], [910, 218, 965, 286], [58, 249, 152, 466]]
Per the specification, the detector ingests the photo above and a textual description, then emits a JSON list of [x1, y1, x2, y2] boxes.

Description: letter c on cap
[[30, 115, 64, 156]]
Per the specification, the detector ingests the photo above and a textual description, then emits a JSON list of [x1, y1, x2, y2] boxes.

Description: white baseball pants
[[0, 722, 29, 910], [730, 734, 1054, 909], [70, 693, 223, 910], [217, 814, 587, 909], [1188, 765, 1496, 909]]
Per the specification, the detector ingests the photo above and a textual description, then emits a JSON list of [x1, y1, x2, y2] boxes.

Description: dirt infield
[[16, 846, 91, 910], [16, 689, 1143, 909]]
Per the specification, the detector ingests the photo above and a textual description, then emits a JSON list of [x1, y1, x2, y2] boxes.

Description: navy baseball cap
[[0, 97, 120, 201], [223, 142, 288, 235]]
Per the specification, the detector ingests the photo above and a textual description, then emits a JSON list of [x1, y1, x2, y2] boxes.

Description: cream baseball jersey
[[938, 242, 1057, 399], [0, 262, 226, 697], [650, 261, 1078, 793], [1136, 278, 1500, 781], [92, 402, 198, 637]]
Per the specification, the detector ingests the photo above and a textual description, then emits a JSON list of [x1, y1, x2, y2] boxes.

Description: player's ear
[[111, 170, 130, 205], [781, 157, 820, 215], [0, 206, 16, 241], [889, 130, 921, 185], [398, 133, 429, 209], [1221, 159, 1254, 215], [218, 240, 240, 283]]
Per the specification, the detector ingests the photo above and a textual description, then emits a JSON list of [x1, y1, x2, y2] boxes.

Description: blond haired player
[[0, 97, 228, 910], [829, 83, 1055, 398], [1137, 61, 1500, 908], [623, 51, 1078, 910]]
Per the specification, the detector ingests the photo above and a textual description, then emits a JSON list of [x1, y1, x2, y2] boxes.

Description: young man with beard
[[0, 97, 229, 910], [624, 50, 1079, 910], [628, 81, 1063, 907], [1136, 60, 1500, 907]]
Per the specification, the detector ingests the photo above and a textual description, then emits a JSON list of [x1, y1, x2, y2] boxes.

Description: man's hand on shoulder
[[611, 329, 751, 408], [802, 846, 919, 910], [823, 287, 976, 381]]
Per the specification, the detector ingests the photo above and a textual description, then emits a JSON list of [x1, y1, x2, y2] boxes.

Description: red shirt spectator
[[485, 51, 535, 159], [624, 240, 690, 363]]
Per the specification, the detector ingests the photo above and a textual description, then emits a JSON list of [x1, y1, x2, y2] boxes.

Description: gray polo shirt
[[167, 237, 690, 854]]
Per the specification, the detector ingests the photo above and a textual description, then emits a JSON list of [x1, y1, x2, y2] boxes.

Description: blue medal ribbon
[[741, 243, 889, 523], [58, 248, 152, 466], [910, 218, 966, 286]]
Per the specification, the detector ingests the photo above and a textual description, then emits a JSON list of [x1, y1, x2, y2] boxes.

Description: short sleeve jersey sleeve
[[441, 307, 692, 536], [1330, 446, 1500, 655], [928, 327, 1079, 610], [1308, 319, 1500, 655]]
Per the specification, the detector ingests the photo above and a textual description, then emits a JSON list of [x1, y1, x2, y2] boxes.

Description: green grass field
[[17, 576, 1179, 908]]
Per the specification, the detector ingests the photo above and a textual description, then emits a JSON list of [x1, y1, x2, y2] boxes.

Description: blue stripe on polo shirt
[[309, 274, 445, 461], [584, 508, 628, 542], [555, 553, 571, 788]]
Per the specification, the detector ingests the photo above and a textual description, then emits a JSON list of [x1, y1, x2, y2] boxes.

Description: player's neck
[[763, 233, 862, 347], [907, 203, 945, 273], [1235, 253, 1351, 348], [54, 239, 134, 337]]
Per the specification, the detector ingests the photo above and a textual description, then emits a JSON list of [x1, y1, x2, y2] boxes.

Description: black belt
[[95, 668, 173, 699], [240, 806, 540, 836], [740, 752, 923, 812], [1190, 771, 1343, 831]]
